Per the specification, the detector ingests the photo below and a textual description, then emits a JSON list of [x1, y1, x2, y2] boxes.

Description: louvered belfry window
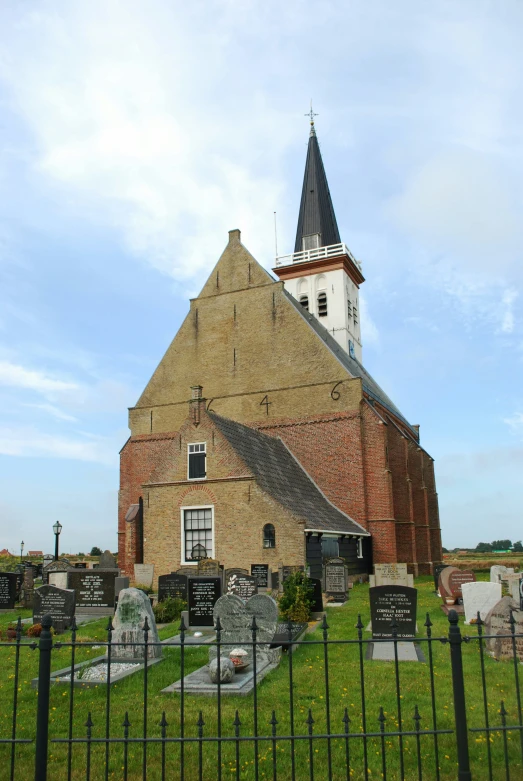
[[188, 443, 206, 479], [317, 291, 328, 317], [299, 295, 309, 311]]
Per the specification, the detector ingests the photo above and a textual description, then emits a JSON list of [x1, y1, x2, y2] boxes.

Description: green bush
[[278, 571, 314, 622], [153, 597, 187, 624]]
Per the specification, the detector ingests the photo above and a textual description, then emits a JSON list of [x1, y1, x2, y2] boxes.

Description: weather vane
[[305, 101, 318, 125]]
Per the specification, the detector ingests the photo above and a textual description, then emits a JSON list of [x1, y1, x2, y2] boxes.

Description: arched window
[[317, 291, 328, 317], [299, 295, 309, 311], [263, 523, 276, 548]]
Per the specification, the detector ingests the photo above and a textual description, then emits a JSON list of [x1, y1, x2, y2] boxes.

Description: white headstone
[[490, 565, 513, 583], [373, 564, 412, 588], [134, 564, 154, 588], [462, 581, 502, 624], [48, 571, 69, 590], [510, 575, 523, 603]]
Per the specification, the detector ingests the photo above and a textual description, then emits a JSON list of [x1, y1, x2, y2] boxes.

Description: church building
[[118, 118, 442, 584]]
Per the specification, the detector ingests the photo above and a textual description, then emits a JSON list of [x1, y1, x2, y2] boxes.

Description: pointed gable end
[[198, 229, 274, 298]]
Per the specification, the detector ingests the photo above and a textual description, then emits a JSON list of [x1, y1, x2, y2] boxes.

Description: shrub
[[132, 582, 154, 595], [278, 571, 314, 622], [153, 597, 187, 624]]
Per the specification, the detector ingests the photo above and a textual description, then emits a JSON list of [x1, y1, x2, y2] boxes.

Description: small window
[[263, 523, 276, 548], [317, 291, 328, 317], [302, 233, 320, 251], [357, 537, 363, 558], [353, 305, 358, 326], [321, 537, 339, 558], [299, 295, 309, 311], [188, 443, 206, 480]]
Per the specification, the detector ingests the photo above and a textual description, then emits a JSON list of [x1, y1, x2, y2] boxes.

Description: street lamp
[[20, 540, 24, 564], [53, 521, 62, 561]]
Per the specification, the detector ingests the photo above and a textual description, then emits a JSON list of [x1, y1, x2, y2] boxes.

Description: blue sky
[[0, 1, 521, 554]]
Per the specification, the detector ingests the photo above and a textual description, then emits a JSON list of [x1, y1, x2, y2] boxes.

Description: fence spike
[[321, 614, 329, 632], [159, 711, 168, 729], [123, 711, 131, 729], [197, 711, 205, 729], [70, 616, 78, 633], [413, 705, 421, 728], [85, 712, 94, 730], [270, 710, 278, 728], [179, 614, 186, 633], [356, 614, 364, 631], [306, 708, 314, 728], [233, 710, 241, 729], [509, 609, 516, 632], [342, 707, 350, 727], [214, 615, 222, 632], [105, 616, 114, 633], [378, 707, 386, 727], [250, 615, 258, 632], [143, 616, 150, 633], [424, 612, 432, 629]]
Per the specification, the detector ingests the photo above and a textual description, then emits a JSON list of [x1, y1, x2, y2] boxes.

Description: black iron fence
[[2, 609, 523, 780]]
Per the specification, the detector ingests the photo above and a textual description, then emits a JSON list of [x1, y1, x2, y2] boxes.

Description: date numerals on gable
[[260, 394, 272, 415]]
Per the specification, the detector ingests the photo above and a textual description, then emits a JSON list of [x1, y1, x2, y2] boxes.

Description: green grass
[[1, 577, 521, 780]]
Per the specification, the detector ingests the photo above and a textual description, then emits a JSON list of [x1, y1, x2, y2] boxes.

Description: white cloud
[[0, 360, 77, 393], [0, 425, 117, 465], [23, 403, 78, 422], [500, 288, 518, 334]]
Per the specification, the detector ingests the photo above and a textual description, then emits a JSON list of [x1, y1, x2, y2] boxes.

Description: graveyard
[[1, 568, 523, 780]]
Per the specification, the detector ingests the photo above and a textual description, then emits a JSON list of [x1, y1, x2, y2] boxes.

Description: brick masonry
[[118, 230, 442, 579]]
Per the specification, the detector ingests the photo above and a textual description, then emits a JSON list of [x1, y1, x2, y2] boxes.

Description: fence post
[[34, 614, 53, 781], [447, 609, 472, 781]]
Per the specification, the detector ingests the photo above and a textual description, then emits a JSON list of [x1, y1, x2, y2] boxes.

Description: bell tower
[[273, 111, 364, 362]]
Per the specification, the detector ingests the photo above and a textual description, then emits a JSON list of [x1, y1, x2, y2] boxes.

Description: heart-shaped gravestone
[[209, 593, 278, 663]]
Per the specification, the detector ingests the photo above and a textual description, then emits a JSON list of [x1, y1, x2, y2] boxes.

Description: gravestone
[[251, 564, 269, 589], [324, 558, 348, 603], [197, 559, 221, 577], [509, 576, 523, 607], [188, 577, 222, 627], [278, 564, 304, 586], [484, 597, 523, 661], [33, 585, 75, 632], [99, 550, 117, 569], [74, 562, 87, 569], [433, 563, 447, 593], [115, 576, 130, 603], [67, 570, 116, 609], [0, 572, 18, 609], [134, 564, 154, 588], [224, 568, 249, 580], [490, 565, 513, 584], [309, 578, 324, 613], [48, 571, 69, 590], [448, 570, 476, 602], [22, 566, 34, 608], [225, 573, 258, 602], [438, 567, 462, 603], [112, 587, 162, 660], [158, 574, 188, 602], [462, 582, 502, 624], [369, 585, 417, 639], [271, 571, 279, 590], [210, 593, 279, 663], [371, 563, 413, 588]]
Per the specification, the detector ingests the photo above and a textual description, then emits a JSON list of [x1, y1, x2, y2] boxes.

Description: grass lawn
[[1, 576, 521, 780]]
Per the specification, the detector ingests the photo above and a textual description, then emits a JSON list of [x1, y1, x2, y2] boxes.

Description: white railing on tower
[[274, 242, 362, 270]]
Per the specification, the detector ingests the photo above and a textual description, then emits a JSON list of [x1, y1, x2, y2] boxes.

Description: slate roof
[[209, 412, 368, 536], [294, 124, 341, 252], [282, 289, 417, 436]]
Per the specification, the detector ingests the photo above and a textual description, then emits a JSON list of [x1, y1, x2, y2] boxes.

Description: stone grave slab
[[270, 621, 308, 652], [134, 564, 154, 588], [67, 570, 116, 613], [462, 582, 502, 624], [0, 573, 18, 609], [251, 564, 269, 589], [490, 565, 513, 584], [225, 573, 258, 602], [485, 597, 523, 661], [162, 655, 279, 696], [112, 587, 162, 660], [324, 558, 348, 603], [369, 586, 417, 639], [368, 641, 424, 662], [48, 571, 69, 590], [209, 593, 278, 663], [197, 559, 221, 577], [372, 563, 409, 587], [158, 574, 188, 602], [188, 577, 222, 627], [99, 550, 117, 569], [33, 585, 75, 632]]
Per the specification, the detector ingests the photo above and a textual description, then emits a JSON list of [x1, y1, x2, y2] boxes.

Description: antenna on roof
[[274, 211, 278, 258]]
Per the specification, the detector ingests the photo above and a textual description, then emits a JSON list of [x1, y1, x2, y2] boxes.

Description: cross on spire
[[305, 101, 318, 126]]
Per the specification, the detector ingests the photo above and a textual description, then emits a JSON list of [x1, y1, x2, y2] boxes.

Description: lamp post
[[53, 521, 62, 561], [20, 540, 24, 564]]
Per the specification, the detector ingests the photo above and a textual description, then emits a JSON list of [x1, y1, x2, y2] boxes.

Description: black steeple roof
[[294, 122, 341, 252]]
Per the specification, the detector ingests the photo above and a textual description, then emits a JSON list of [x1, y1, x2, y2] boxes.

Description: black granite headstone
[[433, 563, 447, 593], [225, 573, 258, 601], [67, 570, 115, 608], [309, 577, 324, 613], [271, 571, 279, 590], [158, 574, 188, 602], [33, 585, 75, 631], [188, 577, 222, 627], [369, 585, 417, 639], [270, 621, 308, 650], [251, 564, 269, 588], [0, 573, 18, 609], [74, 562, 87, 569]]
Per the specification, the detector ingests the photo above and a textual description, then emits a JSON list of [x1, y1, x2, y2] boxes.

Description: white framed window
[[180, 505, 214, 564], [357, 537, 363, 558], [188, 443, 206, 480]]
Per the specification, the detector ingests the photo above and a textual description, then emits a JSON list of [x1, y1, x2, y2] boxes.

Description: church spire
[[294, 110, 341, 252]]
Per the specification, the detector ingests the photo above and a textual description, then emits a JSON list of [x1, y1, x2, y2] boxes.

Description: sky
[[0, 0, 521, 554]]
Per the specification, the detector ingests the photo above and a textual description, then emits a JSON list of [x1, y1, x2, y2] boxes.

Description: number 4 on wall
[[260, 395, 271, 415]]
